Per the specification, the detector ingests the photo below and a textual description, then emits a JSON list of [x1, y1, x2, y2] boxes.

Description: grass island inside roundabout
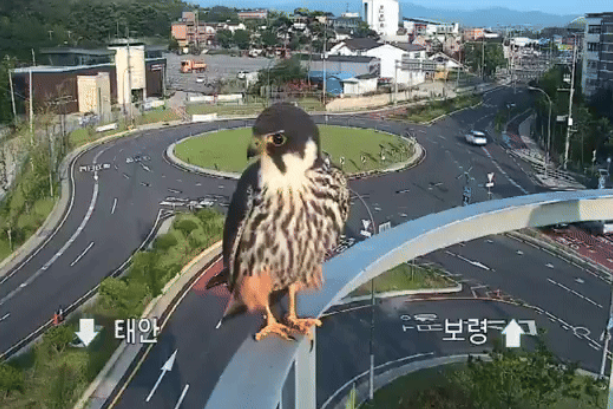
[[174, 125, 414, 175]]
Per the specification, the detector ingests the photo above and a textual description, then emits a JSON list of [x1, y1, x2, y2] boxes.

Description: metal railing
[[204, 190, 613, 409]]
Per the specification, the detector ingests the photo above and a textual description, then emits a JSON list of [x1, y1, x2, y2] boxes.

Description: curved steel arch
[[205, 190, 613, 409]]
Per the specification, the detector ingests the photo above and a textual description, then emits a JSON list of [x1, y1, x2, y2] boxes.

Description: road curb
[[74, 241, 223, 409], [166, 126, 426, 181], [335, 282, 462, 305], [424, 99, 485, 126], [0, 126, 144, 280], [505, 230, 613, 280], [325, 353, 600, 409]]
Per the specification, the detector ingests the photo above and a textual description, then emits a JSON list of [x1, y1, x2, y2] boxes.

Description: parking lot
[[164, 52, 272, 93]]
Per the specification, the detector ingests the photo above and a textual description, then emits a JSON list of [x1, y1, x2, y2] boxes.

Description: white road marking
[[0, 312, 9, 322], [218, 185, 224, 189], [575, 278, 584, 284], [123, 173, 130, 179], [445, 251, 491, 270], [0, 179, 99, 307], [482, 147, 529, 194], [111, 198, 117, 214], [141, 163, 151, 172], [174, 384, 190, 409], [485, 239, 494, 243], [70, 242, 95, 267], [547, 278, 603, 308]]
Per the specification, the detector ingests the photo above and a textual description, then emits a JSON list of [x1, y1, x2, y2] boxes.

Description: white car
[[465, 130, 488, 145], [196, 77, 205, 83]]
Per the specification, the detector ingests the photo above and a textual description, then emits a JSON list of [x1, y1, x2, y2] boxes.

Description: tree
[[0, 363, 24, 398], [453, 337, 592, 409], [258, 56, 306, 89], [216, 29, 233, 49], [169, 35, 180, 52], [42, 325, 74, 354], [463, 41, 505, 77], [233, 29, 250, 50], [261, 29, 279, 47]]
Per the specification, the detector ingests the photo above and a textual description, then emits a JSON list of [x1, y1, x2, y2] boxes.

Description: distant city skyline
[[196, 0, 608, 17]]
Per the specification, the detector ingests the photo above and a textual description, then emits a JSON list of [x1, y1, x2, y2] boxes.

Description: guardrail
[[204, 190, 613, 409]]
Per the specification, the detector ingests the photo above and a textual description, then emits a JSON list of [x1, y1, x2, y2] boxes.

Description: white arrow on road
[[502, 319, 525, 348], [362, 219, 371, 230], [146, 350, 178, 402], [76, 318, 99, 347], [447, 251, 491, 271]]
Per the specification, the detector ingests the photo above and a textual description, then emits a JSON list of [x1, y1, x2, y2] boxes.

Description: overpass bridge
[[204, 189, 613, 409]]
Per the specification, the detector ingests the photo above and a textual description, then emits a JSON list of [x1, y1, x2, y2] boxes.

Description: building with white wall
[[403, 18, 459, 37], [363, 0, 400, 37], [364, 43, 425, 85], [77, 72, 111, 118], [582, 12, 613, 98], [108, 40, 147, 108]]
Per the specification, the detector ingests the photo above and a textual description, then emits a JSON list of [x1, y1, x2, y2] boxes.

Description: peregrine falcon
[[207, 103, 350, 341]]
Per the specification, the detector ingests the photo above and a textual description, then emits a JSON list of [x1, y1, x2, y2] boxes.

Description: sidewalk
[[503, 114, 586, 190]]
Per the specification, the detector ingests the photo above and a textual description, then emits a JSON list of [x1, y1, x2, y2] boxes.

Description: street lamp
[[265, 58, 274, 107], [528, 86, 552, 178]]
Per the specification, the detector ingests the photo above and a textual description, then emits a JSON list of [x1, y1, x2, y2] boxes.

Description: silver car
[[465, 130, 488, 145]]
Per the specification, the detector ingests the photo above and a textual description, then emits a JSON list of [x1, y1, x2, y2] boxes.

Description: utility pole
[[393, 60, 398, 106], [323, 27, 327, 106], [7, 58, 16, 120], [563, 35, 577, 170], [369, 276, 375, 401], [29, 65, 34, 136], [482, 37, 485, 79], [126, 27, 133, 125]]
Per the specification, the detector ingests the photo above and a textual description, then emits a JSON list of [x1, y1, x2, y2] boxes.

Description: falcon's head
[[248, 103, 321, 182]]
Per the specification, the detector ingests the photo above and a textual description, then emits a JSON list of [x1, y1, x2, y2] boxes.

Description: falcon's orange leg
[[255, 303, 294, 341], [286, 283, 322, 340]]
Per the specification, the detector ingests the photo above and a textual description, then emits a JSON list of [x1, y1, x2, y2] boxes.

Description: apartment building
[[582, 12, 613, 98]]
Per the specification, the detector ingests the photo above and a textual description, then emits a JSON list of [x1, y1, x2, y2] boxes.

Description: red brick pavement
[[544, 226, 613, 270]]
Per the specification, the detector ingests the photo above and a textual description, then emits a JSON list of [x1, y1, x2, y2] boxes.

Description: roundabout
[[173, 125, 416, 175], [2, 87, 612, 409]]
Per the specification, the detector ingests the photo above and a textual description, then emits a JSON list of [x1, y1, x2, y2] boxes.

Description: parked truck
[[180, 59, 207, 73]]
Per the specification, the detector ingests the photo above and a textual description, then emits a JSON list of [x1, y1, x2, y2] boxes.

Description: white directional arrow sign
[[146, 350, 178, 402], [502, 319, 525, 348], [75, 318, 99, 347]]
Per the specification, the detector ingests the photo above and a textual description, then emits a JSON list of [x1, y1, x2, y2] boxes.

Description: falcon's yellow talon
[[286, 315, 322, 337], [255, 321, 295, 341]]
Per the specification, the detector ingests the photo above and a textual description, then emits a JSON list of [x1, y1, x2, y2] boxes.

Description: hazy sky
[[198, 0, 608, 16]]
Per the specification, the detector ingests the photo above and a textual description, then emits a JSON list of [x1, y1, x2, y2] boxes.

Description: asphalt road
[[2, 85, 610, 408], [108, 86, 613, 409]]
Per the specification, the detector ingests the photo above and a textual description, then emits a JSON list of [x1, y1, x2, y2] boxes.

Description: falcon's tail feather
[[206, 266, 230, 290], [215, 295, 248, 329]]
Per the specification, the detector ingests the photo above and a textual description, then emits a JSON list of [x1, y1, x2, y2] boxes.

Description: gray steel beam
[[204, 190, 613, 409]]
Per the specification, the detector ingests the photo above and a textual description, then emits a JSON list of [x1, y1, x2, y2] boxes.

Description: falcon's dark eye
[[272, 133, 286, 146]]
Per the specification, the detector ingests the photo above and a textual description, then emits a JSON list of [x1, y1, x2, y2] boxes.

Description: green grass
[[174, 125, 413, 174], [0, 209, 224, 409], [137, 108, 180, 125], [186, 98, 325, 117], [401, 94, 482, 124], [360, 364, 464, 409], [359, 364, 606, 409], [68, 122, 129, 148], [0, 175, 58, 263], [349, 262, 455, 297]]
